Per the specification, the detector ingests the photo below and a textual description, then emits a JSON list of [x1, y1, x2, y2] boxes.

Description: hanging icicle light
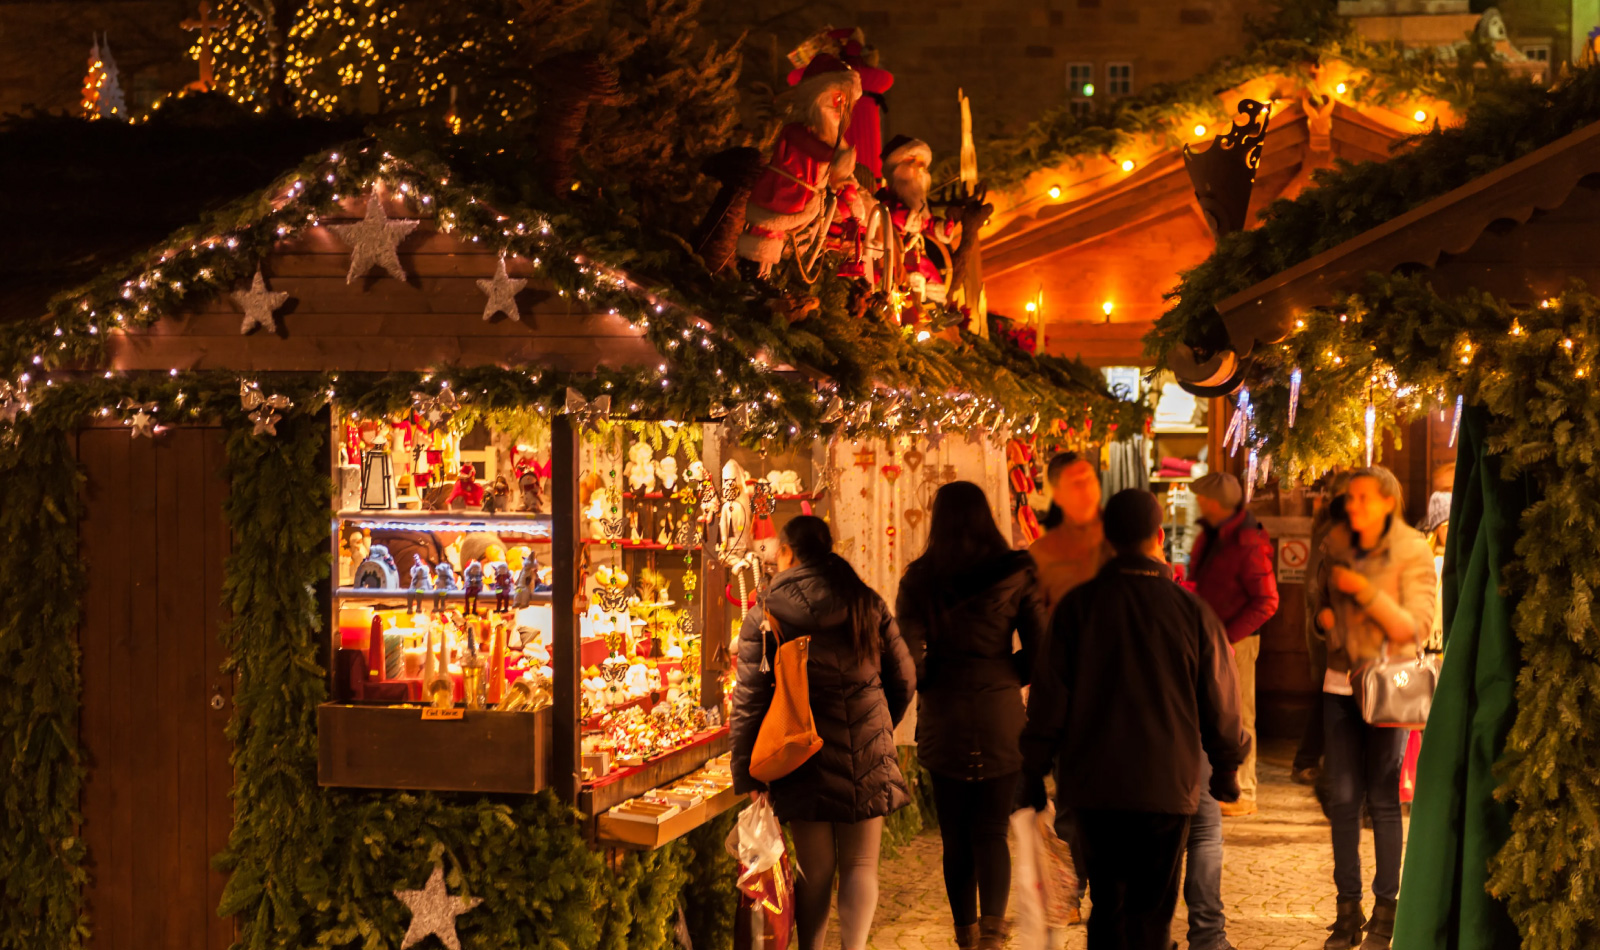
[[1364, 399, 1376, 467], [1288, 367, 1302, 428], [1224, 387, 1252, 456], [1245, 448, 1260, 504], [1448, 394, 1463, 448]]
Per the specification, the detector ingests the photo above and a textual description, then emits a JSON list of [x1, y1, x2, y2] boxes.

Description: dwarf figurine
[[433, 559, 458, 612], [878, 135, 958, 305], [737, 54, 864, 275], [406, 554, 433, 613], [493, 561, 515, 612], [463, 556, 485, 615], [482, 474, 511, 514], [513, 550, 542, 608]]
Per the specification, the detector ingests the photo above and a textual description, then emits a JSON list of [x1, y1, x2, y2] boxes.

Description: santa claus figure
[[738, 55, 864, 274], [878, 135, 957, 304], [786, 28, 894, 182]]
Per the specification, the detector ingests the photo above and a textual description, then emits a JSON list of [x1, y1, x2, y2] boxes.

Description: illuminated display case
[[315, 402, 822, 842]]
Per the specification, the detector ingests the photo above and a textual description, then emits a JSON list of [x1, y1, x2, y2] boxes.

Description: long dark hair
[[781, 515, 880, 661], [915, 481, 1012, 582]]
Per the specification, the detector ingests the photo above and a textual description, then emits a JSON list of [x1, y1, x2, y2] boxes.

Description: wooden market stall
[[0, 126, 1143, 950]]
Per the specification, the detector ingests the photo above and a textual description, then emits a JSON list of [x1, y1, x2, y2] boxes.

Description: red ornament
[[881, 464, 902, 483]]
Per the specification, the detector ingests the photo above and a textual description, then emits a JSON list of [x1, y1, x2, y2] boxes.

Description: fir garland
[[0, 415, 88, 950]]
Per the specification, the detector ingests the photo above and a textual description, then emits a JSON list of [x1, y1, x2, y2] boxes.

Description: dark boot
[[976, 915, 1006, 950], [954, 922, 979, 950], [1325, 900, 1366, 950], [1361, 897, 1397, 950]]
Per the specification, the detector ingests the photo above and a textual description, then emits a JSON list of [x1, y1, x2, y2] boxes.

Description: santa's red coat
[[748, 123, 842, 219]]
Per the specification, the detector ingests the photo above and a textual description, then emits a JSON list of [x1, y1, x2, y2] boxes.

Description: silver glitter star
[[395, 865, 482, 950], [129, 409, 155, 438], [232, 269, 290, 334], [477, 257, 527, 321], [332, 198, 418, 284]]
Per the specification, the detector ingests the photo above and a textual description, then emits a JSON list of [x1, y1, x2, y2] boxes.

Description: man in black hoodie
[[1020, 489, 1249, 950]]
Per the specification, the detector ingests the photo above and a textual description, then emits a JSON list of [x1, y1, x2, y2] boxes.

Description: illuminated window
[[1522, 44, 1550, 62], [1107, 62, 1132, 96]]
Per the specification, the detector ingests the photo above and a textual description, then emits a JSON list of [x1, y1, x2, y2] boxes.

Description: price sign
[[420, 707, 464, 721]]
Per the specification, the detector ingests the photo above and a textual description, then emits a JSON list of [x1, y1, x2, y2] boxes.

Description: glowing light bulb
[[1102, 301, 1115, 317], [1024, 301, 1037, 313], [1193, 124, 1206, 136], [915, 330, 932, 342], [1120, 159, 1135, 172], [1048, 184, 1063, 200], [1335, 82, 1347, 94], [1413, 109, 1427, 122]]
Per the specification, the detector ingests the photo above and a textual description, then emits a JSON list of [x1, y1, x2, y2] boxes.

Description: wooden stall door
[[77, 427, 235, 950]]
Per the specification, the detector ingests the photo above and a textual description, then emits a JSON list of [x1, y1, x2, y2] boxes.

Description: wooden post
[[551, 415, 581, 804], [700, 425, 726, 711]]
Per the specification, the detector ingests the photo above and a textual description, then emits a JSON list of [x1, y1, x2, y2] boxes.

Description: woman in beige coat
[[1310, 466, 1437, 950]]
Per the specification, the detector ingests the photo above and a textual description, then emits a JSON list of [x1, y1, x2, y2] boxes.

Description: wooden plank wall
[[106, 196, 659, 373], [78, 426, 234, 950]]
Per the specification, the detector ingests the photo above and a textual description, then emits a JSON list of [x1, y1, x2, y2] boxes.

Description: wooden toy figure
[[513, 551, 541, 608], [432, 560, 457, 612], [406, 553, 433, 613], [463, 557, 485, 614]]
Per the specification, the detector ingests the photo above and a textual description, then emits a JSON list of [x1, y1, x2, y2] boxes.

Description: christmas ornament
[[820, 395, 846, 423], [853, 445, 877, 472], [1287, 367, 1302, 428], [394, 864, 482, 950], [119, 399, 158, 438], [1448, 394, 1463, 448], [904, 508, 924, 530], [477, 256, 527, 321], [240, 381, 293, 437], [232, 269, 290, 335], [564, 388, 612, 431], [332, 198, 419, 284], [1245, 448, 1259, 504], [965, 425, 985, 445], [924, 424, 943, 449], [880, 463, 902, 484], [0, 380, 22, 424], [411, 384, 461, 427], [903, 447, 923, 472], [1224, 387, 1252, 456]]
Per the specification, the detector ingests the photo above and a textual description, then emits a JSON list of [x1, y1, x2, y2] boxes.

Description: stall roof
[[1215, 118, 1600, 354]]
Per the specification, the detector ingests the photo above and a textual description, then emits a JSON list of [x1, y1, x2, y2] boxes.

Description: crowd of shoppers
[[728, 459, 1435, 950]]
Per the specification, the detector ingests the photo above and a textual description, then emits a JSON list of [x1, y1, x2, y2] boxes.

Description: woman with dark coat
[[730, 515, 916, 950], [896, 481, 1050, 950]]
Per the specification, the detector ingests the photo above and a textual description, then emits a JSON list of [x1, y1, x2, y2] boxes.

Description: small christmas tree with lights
[[81, 33, 127, 121]]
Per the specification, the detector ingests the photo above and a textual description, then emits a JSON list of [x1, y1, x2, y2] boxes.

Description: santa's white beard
[[807, 100, 844, 145], [892, 165, 931, 211]]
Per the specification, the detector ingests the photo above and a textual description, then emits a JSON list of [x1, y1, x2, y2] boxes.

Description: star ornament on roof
[[232, 269, 290, 334], [333, 197, 419, 284], [477, 256, 527, 321], [394, 864, 482, 950]]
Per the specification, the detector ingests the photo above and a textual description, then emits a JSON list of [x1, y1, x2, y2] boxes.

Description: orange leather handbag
[[748, 611, 824, 784]]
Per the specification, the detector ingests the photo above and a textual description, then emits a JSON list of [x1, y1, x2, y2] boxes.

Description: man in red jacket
[[1188, 472, 1279, 817]]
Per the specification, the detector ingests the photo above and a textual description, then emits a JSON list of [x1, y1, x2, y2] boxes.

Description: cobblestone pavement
[[861, 742, 1404, 950]]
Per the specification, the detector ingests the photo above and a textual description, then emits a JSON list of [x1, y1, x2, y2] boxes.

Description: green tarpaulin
[[1393, 406, 1525, 949]]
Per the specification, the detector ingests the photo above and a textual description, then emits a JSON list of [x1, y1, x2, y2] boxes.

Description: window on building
[[1106, 62, 1133, 96], [1068, 62, 1095, 100], [1523, 44, 1551, 62]]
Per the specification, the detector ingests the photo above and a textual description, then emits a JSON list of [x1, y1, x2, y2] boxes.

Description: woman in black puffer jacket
[[896, 481, 1049, 950], [730, 515, 915, 950]]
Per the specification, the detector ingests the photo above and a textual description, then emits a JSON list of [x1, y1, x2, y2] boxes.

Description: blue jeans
[[1183, 760, 1227, 950], [1323, 693, 1407, 902]]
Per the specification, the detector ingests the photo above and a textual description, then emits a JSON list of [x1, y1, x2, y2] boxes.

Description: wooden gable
[[1217, 119, 1600, 353], [979, 100, 1415, 365], [106, 195, 658, 374]]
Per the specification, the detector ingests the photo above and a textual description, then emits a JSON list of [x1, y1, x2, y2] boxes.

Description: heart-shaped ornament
[[881, 464, 903, 484]]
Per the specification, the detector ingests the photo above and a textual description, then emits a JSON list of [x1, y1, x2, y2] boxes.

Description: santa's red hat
[[882, 135, 932, 169], [792, 53, 861, 109]]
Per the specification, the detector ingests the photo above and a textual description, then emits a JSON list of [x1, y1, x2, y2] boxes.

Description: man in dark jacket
[[1187, 471, 1279, 816], [1021, 489, 1249, 950]]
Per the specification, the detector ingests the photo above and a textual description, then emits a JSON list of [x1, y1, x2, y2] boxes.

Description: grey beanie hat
[[1191, 471, 1243, 509]]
